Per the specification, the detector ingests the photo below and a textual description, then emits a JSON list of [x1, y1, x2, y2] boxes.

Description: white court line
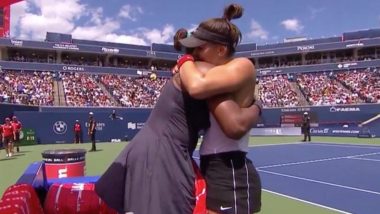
[[196, 141, 304, 149], [257, 152, 380, 169], [347, 157, 380, 162], [259, 169, 380, 196], [193, 142, 304, 157], [263, 189, 352, 214], [306, 143, 380, 150], [249, 142, 305, 147]]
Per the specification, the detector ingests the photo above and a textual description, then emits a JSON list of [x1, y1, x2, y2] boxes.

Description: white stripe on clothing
[[55, 184, 63, 210], [231, 160, 237, 214], [245, 160, 250, 214]]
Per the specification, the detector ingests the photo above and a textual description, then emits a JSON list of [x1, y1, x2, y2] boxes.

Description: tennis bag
[[193, 160, 207, 214], [0, 183, 44, 214], [44, 182, 117, 214]]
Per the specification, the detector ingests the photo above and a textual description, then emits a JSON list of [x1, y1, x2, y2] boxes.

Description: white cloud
[[247, 19, 269, 40], [19, 14, 76, 40], [15, 0, 85, 40], [118, 4, 143, 21], [309, 7, 324, 20], [72, 18, 120, 41], [32, 0, 84, 20], [10, 1, 27, 37], [281, 18, 304, 33], [139, 25, 175, 44], [100, 34, 147, 45], [88, 7, 104, 25], [9, 0, 175, 45]]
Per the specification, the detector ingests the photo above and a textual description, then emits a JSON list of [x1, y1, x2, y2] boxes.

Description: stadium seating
[[0, 70, 54, 106], [61, 72, 116, 107], [335, 69, 380, 103], [258, 74, 300, 107], [297, 72, 363, 105], [0, 68, 378, 108], [100, 74, 168, 107]]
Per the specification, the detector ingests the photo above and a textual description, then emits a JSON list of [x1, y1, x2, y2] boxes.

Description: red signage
[[44, 162, 86, 179], [0, 0, 24, 8], [0, 0, 24, 38]]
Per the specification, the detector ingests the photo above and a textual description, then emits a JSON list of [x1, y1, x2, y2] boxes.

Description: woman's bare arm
[[208, 95, 261, 139], [179, 58, 255, 99]]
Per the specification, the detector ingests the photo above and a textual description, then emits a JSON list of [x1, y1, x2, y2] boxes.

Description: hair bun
[[173, 28, 188, 51], [223, 4, 243, 21]]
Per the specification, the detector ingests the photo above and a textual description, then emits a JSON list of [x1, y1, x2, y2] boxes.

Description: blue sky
[[9, 0, 380, 46]]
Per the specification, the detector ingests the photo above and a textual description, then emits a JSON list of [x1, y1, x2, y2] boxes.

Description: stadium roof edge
[[3, 27, 380, 54], [44, 27, 376, 47]]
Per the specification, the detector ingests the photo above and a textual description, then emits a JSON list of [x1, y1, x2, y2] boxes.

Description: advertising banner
[[20, 128, 36, 145], [14, 109, 151, 144]]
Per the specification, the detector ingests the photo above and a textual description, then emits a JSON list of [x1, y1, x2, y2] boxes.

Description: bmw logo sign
[[53, 121, 67, 134]]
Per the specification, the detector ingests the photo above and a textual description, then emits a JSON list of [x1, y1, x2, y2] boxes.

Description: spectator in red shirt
[[2, 118, 15, 157], [74, 120, 82, 144], [11, 116, 22, 152]]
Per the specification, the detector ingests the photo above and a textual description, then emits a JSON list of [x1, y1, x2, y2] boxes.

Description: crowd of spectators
[[257, 55, 360, 69], [61, 55, 101, 66], [9, 52, 56, 64], [100, 74, 168, 108], [335, 69, 380, 103], [258, 75, 300, 107], [0, 70, 54, 106], [1, 69, 378, 108], [297, 72, 362, 106], [258, 61, 302, 69], [61, 73, 116, 107]]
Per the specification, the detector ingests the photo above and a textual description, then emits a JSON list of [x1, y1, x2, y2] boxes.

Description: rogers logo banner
[[62, 66, 85, 72]]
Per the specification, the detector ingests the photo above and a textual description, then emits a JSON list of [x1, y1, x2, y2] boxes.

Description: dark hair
[[199, 4, 243, 55], [173, 28, 194, 54], [173, 28, 188, 51]]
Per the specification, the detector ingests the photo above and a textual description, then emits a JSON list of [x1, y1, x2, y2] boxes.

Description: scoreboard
[[280, 112, 318, 127]]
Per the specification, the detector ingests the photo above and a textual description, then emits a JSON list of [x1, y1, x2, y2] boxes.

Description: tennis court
[[0, 136, 379, 213], [249, 142, 380, 214]]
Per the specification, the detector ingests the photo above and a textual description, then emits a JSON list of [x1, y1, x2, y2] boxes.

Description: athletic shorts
[[14, 132, 20, 142], [3, 136, 13, 146], [200, 151, 261, 214]]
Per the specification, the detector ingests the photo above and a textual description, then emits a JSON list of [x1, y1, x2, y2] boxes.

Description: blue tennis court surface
[[248, 142, 380, 214]]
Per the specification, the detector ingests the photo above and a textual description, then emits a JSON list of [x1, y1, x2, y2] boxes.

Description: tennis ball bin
[[41, 149, 87, 179]]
